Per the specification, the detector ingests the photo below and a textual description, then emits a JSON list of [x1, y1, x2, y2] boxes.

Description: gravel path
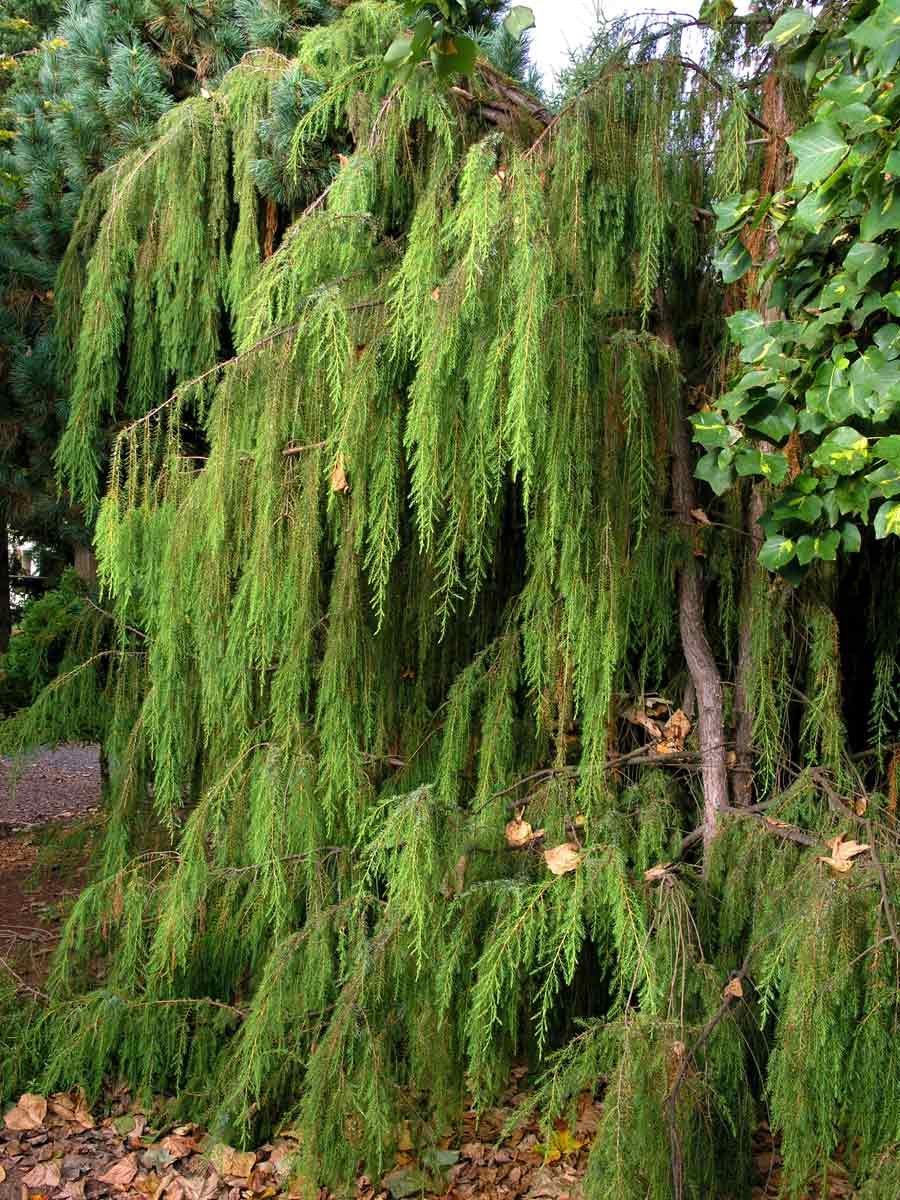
[[0, 744, 101, 831]]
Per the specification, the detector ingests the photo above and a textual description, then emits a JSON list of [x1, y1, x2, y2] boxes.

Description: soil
[[0, 744, 101, 997]]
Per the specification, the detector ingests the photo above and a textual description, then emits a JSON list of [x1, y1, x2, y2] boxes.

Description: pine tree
[[7, 4, 900, 1199]]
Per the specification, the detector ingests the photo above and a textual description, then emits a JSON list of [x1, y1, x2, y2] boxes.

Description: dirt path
[[0, 744, 101, 832]]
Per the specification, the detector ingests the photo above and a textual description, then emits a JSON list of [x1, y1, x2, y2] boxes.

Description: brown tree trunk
[[74, 544, 98, 587], [657, 292, 729, 864], [0, 511, 10, 654]]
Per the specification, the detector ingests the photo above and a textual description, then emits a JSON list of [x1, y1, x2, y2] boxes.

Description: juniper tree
[[8, 3, 900, 1200]]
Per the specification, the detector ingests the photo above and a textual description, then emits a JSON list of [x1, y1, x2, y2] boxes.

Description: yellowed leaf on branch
[[644, 862, 672, 882], [505, 816, 534, 847], [544, 842, 582, 876], [624, 705, 663, 740], [4, 1092, 46, 1130], [819, 832, 870, 873], [691, 508, 712, 526], [854, 795, 868, 816], [722, 977, 744, 1000], [534, 1126, 585, 1163], [330, 454, 350, 493]]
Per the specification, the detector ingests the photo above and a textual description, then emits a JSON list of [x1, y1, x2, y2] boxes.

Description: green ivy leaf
[[759, 535, 796, 570], [384, 33, 414, 66], [796, 529, 840, 564], [840, 521, 862, 552], [503, 5, 535, 38], [745, 400, 796, 441], [874, 498, 900, 538], [788, 120, 848, 184], [764, 7, 815, 45], [844, 240, 889, 287], [691, 412, 741, 448], [811, 426, 869, 475], [865, 462, 900, 497], [695, 450, 734, 496], [712, 238, 752, 283], [874, 434, 900, 464]]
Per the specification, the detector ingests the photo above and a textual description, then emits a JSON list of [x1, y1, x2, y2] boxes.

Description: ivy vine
[[701, 0, 900, 580]]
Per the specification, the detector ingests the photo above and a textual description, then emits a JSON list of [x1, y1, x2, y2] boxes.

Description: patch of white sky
[[526, 0, 753, 87]]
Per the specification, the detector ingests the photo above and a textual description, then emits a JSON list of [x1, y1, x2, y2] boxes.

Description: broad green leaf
[[764, 7, 814, 45], [384, 34, 414, 66], [713, 238, 752, 283], [734, 448, 789, 484], [713, 192, 758, 233], [796, 530, 840, 564], [875, 434, 900, 464], [759, 535, 796, 570], [503, 5, 535, 38], [811, 425, 869, 475], [695, 450, 734, 496], [865, 462, 900, 497], [788, 120, 848, 185], [841, 521, 862, 553], [874, 499, 900, 538], [821, 73, 874, 105], [745, 399, 796, 441], [844, 240, 888, 287], [771, 492, 823, 524], [691, 412, 740, 448], [861, 192, 900, 239], [448, 33, 477, 74], [726, 310, 767, 342]]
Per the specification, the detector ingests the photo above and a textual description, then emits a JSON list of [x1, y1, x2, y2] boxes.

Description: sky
[[527, 0, 701, 84]]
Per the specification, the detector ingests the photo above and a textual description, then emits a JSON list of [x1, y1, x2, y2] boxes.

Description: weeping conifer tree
[[7, 2, 900, 1198]]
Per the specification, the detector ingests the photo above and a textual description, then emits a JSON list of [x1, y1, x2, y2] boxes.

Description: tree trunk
[[74, 543, 98, 587], [0, 511, 10, 654], [657, 291, 729, 863]]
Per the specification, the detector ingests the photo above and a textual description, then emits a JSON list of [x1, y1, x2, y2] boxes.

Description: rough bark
[[0, 511, 11, 654], [657, 292, 729, 863], [74, 544, 98, 587]]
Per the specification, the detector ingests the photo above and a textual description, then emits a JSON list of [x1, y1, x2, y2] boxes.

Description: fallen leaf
[[819, 832, 870, 874], [722, 977, 744, 1000], [644, 863, 672, 882], [160, 1133, 196, 1160], [98, 1154, 139, 1188], [534, 1127, 585, 1164], [383, 1166, 428, 1199], [49, 1088, 94, 1129], [4, 1092, 47, 1130], [330, 454, 350, 494], [544, 843, 582, 876], [210, 1144, 256, 1180], [22, 1162, 63, 1188], [506, 816, 534, 847]]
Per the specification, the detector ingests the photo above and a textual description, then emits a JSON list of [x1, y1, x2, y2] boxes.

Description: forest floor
[[0, 749, 854, 1200]]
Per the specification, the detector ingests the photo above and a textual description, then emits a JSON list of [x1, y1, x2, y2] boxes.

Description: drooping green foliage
[[7, 5, 900, 1200]]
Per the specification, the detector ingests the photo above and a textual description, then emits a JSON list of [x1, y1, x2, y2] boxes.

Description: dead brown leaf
[[819, 832, 870, 874], [661, 708, 691, 748], [210, 1144, 257, 1180], [623, 705, 663, 741], [49, 1088, 94, 1129], [160, 1133, 196, 1160], [506, 817, 535, 848], [644, 863, 672, 883], [98, 1153, 140, 1188], [4, 1092, 47, 1131], [22, 1162, 63, 1189], [722, 977, 744, 1000], [0, 1165, 5, 1185], [330, 454, 350, 494], [544, 843, 582, 876], [690, 508, 712, 526]]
